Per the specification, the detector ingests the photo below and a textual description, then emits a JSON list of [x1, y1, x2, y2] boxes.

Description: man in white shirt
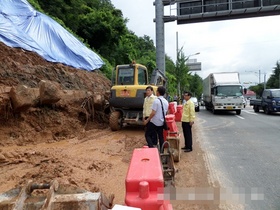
[[144, 86, 168, 149]]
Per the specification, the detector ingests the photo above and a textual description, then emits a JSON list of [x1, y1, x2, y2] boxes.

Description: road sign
[[187, 62, 201, 71], [177, 0, 280, 24]]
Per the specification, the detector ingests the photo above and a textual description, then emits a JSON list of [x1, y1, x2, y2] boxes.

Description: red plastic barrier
[[125, 147, 173, 210], [175, 105, 183, 122], [163, 114, 178, 141], [168, 102, 177, 114]]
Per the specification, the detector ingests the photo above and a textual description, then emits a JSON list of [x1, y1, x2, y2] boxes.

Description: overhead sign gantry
[[177, 0, 280, 24], [154, 0, 280, 73]]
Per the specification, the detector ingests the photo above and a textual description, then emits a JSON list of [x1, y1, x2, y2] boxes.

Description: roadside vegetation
[[27, 0, 203, 98], [249, 61, 280, 97]]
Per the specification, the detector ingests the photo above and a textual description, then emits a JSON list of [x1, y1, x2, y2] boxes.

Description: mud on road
[[0, 120, 219, 210]]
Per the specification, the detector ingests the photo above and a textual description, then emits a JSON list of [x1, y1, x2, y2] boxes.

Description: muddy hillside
[[0, 42, 214, 210], [0, 42, 111, 146]]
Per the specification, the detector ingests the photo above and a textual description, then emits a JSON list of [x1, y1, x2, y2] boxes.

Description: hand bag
[[163, 121, 169, 130], [159, 98, 169, 130]]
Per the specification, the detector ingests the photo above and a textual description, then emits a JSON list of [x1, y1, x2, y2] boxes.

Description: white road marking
[[242, 110, 258, 115], [236, 115, 245, 119]]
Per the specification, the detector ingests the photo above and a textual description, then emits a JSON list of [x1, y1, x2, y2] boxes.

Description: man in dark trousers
[[144, 86, 168, 150], [143, 86, 157, 146], [181, 91, 196, 152]]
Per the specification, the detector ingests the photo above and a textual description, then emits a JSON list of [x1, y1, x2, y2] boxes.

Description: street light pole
[[245, 70, 262, 84], [177, 52, 200, 98], [187, 52, 200, 61]]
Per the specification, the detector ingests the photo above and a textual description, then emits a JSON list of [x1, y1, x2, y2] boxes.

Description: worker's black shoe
[[181, 147, 187, 150], [184, 149, 192, 153]]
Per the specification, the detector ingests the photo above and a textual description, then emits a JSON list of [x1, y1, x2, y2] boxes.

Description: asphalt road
[[196, 105, 280, 210]]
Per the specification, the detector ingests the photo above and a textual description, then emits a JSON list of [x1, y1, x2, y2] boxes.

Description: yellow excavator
[[109, 62, 167, 131]]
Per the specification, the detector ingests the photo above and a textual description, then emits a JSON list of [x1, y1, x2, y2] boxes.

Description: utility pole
[[155, 0, 165, 74], [245, 70, 261, 84], [264, 73, 266, 90], [154, 0, 176, 75]]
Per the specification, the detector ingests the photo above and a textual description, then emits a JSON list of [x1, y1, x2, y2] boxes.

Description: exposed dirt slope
[[0, 42, 111, 146], [0, 42, 217, 209]]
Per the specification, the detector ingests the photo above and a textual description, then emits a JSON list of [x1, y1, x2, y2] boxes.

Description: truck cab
[[250, 89, 280, 114], [210, 84, 243, 114], [203, 72, 243, 115]]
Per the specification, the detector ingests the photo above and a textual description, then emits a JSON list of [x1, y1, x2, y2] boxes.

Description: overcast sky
[[111, 0, 280, 87]]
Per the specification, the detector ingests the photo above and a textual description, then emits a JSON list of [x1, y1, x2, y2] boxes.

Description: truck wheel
[[253, 106, 259, 113], [236, 110, 241, 115], [264, 106, 270, 115], [109, 111, 122, 131]]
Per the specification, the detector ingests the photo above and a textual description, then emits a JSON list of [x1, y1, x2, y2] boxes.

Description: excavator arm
[[149, 69, 167, 88]]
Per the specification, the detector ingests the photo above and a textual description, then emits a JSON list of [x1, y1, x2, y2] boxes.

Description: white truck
[[203, 72, 243, 115]]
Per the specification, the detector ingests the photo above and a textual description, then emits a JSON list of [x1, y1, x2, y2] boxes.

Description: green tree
[[189, 73, 203, 98], [175, 47, 191, 97], [77, 9, 127, 57], [27, 0, 44, 12], [99, 57, 113, 79], [266, 61, 280, 89], [165, 56, 176, 96], [137, 51, 157, 80], [135, 35, 156, 53], [249, 84, 264, 98], [34, 0, 128, 64], [112, 33, 138, 65], [28, 0, 189, 89], [251, 61, 280, 96]]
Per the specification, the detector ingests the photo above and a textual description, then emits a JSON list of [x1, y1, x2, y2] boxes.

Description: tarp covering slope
[[0, 0, 104, 71]]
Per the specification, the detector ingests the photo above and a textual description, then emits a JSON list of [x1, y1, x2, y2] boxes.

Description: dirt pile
[[0, 42, 214, 210], [0, 41, 111, 146]]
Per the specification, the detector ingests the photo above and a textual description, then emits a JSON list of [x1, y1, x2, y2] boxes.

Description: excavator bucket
[[0, 180, 114, 210]]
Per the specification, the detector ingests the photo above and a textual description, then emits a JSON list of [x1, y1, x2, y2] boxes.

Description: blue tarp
[[0, 0, 104, 71]]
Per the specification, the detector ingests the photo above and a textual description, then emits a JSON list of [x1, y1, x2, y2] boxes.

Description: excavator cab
[[112, 63, 148, 86], [109, 62, 167, 131]]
